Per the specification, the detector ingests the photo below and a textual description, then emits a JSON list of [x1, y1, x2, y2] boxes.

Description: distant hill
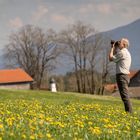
[[59, 18, 140, 74], [0, 48, 5, 69]]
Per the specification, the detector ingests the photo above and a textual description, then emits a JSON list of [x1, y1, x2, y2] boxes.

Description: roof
[[104, 83, 117, 93], [129, 70, 140, 79], [104, 70, 140, 92], [0, 68, 33, 84], [105, 70, 140, 92]]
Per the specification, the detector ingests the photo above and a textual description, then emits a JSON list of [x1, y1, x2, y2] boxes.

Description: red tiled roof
[[0, 68, 33, 84], [129, 70, 139, 79], [104, 70, 140, 92], [104, 84, 117, 92]]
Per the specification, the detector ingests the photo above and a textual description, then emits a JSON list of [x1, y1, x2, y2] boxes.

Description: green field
[[0, 89, 140, 140]]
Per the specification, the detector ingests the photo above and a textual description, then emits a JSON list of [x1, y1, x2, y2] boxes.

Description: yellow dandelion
[[89, 127, 102, 135], [108, 130, 113, 134], [137, 129, 140, 136], [88, 121, 93, 125], [39, 113, 44, 119], [22, 134, 26, 139], [102, 118, 110, 123], [38, 133, 43, 138], [10, 133, 14, 136], [30, 135, 35, 140], [39, 120, 44, 125], [0, 124, 3, 129], [46, 133, 52, 138]]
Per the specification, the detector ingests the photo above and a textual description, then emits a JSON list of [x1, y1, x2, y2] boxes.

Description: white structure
[[50, 78, 57, 92], [50, 83, 57, 92]]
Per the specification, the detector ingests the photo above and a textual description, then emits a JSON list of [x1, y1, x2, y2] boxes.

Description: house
[[129, 70, 140, 87], [105, 70, 140, 93], [104, 83, 117, 93], [0, 68, 33, 89], [128, 70, 140, 98]]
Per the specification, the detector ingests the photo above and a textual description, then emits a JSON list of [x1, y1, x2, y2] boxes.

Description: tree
[[58, 21, 103, 93], [99, 39, 115, 95], [100, 47, 110, 95], [4, 25, 60, 88], [86, 34, 103, 94]]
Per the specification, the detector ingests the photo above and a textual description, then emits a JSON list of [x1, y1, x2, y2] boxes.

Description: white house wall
[[0, 83, 31, 90]]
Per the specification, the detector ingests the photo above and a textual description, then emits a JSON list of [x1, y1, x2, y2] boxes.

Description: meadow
[[0, 89, 140, 140]]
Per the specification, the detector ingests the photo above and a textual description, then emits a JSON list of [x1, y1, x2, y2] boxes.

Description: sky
[[0, 0, 140, 49]]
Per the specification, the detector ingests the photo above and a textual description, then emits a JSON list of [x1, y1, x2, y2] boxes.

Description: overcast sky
[[0, 0, 140, 48]]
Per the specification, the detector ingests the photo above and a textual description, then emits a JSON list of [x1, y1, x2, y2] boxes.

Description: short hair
[[122, 38, 129, 48]]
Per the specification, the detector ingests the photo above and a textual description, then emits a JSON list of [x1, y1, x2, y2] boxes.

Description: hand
[[111, 43, 115, 48]]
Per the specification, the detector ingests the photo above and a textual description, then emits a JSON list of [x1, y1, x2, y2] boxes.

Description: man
[[109, 38, 133, 113]]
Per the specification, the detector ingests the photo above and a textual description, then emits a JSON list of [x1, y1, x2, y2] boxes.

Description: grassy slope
[[0, 89, 140, 140], [0, 89, 139, 112]]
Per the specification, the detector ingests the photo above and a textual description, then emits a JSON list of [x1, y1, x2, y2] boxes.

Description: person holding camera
[[109, 38, 133, 113]]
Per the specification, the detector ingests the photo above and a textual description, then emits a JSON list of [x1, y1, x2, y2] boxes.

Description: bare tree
[[86, 34, 103, 94], [59, 27, 81, 92], [58, 21, 103, 93], [4, 25, 60, 88], [99, 47, 115, 95], [100, 47, 110, 95]]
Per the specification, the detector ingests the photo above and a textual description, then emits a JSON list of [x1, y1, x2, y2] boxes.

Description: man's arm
[[109, 45, 116, 61], [109, 47, 123, 63]]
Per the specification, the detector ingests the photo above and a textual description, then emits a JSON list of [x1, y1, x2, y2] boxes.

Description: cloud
[[49, 14, 74, 30], [121, 7, 140, 20], [51, 14, 67, 22], [78, 2, 112, 15], [96, 3, 112, 14], [32, 5, 48, 21], [9, 17, 23, 28], [51, 14, 74, 24], [79, 4, 93, 13]]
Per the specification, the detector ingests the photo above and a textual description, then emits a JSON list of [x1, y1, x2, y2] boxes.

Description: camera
[[111, 40, 120, 47]]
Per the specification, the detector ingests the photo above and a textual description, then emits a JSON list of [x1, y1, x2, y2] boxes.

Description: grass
[[0, 89, 140, 140]]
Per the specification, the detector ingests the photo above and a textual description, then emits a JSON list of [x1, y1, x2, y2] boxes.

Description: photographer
[[109, 38, 133, 113]]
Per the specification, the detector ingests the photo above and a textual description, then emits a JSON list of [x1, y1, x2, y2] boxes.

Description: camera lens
[[111, 40, 115, 45]]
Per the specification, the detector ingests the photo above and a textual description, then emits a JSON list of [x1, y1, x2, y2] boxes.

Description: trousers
[[116, 73, 133, 113]]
